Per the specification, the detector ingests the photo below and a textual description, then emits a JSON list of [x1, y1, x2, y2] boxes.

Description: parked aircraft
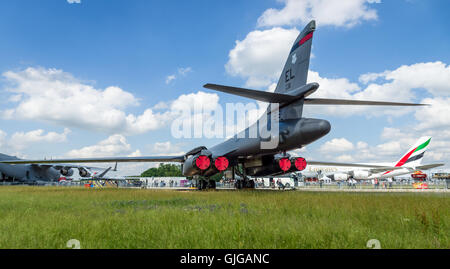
[[79, 162, 117, 181], [0, 153, 113, 184], [0, 21, 430, 189], [301, 137, 443, 181]]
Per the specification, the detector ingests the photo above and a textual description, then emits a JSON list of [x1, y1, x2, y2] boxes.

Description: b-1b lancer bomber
[[0, 21, 429, 189]]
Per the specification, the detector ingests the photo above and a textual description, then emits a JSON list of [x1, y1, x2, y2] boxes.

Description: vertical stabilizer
[[393, 136, 431, 168], [275, 20, 315, 120], [275, 20, 315, 94]]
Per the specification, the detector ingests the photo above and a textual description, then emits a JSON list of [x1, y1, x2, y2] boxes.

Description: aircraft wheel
[[202, 180, 208, 190], [197, 179, 206, 190], [247, 180, 255, 189], [235, 180, 243, 190], [209, 180, 216, 189]]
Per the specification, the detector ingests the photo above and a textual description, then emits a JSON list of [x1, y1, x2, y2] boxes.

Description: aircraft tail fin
[[271, 20, 315, 120], [274, 20, 315, 94], [393, 136, 431, 168], [97, 167, 112, 178]]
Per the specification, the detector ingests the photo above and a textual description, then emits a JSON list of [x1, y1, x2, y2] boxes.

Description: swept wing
[[0, 156, 185, 165]]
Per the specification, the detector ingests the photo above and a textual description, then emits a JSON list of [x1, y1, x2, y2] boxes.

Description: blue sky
[[1, 0, 449, 174]]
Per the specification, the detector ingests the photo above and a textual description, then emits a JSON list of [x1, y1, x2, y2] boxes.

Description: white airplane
[[303, 136, 443, 181]]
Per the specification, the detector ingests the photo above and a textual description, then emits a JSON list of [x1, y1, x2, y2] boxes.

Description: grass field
[[0, 186, 448, 249]]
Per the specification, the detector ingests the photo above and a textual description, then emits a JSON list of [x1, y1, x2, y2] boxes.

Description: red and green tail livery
[[383, 136, 431, 175]]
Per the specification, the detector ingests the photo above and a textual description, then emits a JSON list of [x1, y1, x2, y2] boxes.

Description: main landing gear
[[232, 164, 256, 190], [234, 179, 255, 190], [197, 178, 216, 190], [195, 163, 256, 191]]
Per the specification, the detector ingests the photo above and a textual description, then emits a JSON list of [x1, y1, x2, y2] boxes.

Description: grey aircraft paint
[[0, 153, 61, 182], [0, 153, 112, 183]]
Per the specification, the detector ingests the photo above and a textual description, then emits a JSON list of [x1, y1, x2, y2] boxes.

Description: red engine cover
[[195, 155, 211, 170], [214, 156, 229, 171], [279, 158, 291, 172], [294, 157, 307, 171]]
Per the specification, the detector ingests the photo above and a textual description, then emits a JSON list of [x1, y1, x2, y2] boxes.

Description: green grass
[[0, 186, 448, 249]]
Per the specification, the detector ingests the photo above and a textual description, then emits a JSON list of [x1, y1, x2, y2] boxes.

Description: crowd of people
[[143, 179, 180, 188], [137, 175, 447, 190], [371, 178, 394, 189]]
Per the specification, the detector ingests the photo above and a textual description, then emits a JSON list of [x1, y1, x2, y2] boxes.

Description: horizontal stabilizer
[[307, 161, 391, 169], [203, 83, 299, 103], [308, 161, 413, 173], [371, 163, 444, 173], [416, 163, 444, 170], [369, 166, 406, 173], [304, 98, 428, 106], [204, 84, 428, 107]]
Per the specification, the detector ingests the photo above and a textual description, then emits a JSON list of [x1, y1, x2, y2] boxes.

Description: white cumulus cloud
[[0, 128, 70, 152], [304, 62, 450, 118], [1, 67, 223, 141], [66, 134, 132, 158], [335, 154, 355, 163], [1, 67, 172, 135], [10, 128, 71, 151], [151, 141, 185, 156], [165, 66, 193, 84], [415, 97, 450, 130], [319, 138, 354, 153], [225, 27, 299, 88], [165, 75, 176, 84], [257, 0, 380, 28]]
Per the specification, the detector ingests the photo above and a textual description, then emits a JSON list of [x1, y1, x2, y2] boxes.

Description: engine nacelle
[[195, 156, 230, 177], [292, 157, 307, 171], [246, 156, 308, 176], [78, 168, 90, 177], [278, 158, 291, 172], [352, 170, 371, 180], [214, 156, 229, 171], [182, 154, 212, 176], [60, 167, 74, 177], [329, 173, 349, 181]]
